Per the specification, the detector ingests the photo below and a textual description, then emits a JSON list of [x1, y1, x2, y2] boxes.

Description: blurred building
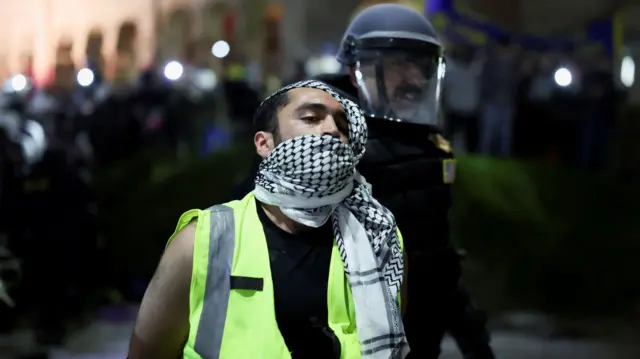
[[0, 0, 242, 87], [0, 0, 636, 88]]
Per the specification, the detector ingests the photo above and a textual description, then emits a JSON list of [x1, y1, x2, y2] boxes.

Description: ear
[[254, 131, 274, 159], [349, 66, 358, 88]]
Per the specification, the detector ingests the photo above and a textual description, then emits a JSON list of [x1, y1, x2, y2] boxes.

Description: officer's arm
[[128, 222, 196, 359]]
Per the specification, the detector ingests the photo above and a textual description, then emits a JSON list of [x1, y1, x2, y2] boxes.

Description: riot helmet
[[337, 4, 445, 127]]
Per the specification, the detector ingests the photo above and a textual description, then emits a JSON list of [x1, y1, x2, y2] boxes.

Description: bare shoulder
[[139, 220, 198, 308], [166, 220, 197, 256], [154, 220, 198, 284], [129, 221, 198, 358]]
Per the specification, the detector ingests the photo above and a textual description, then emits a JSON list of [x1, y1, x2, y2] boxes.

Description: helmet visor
[[354, 49, 445, 126]]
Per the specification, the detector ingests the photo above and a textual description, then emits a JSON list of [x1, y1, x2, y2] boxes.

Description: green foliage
[[451, 155, 640, 315], [96, 146, 640, 315], [97, 145, 254, 278]]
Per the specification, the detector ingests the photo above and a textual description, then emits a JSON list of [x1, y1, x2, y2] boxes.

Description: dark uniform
[[232, 4, 494, 358], [315, 72, 492, 359], [330, 6, 494, 358]]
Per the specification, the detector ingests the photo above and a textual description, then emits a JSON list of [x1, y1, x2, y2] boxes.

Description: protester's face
[[255, 88, 349, 159]]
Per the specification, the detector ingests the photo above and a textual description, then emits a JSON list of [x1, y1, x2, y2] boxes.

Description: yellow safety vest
[[169, 192, 403, 359]]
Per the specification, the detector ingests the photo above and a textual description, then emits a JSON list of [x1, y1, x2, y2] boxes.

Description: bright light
[[163, 61, 184, 81], [621, 55, 635, 88], [554, 67, 572, 87], [305, 55, 342, 77], [438, 62, 447, 79], [21, 120, 47, 165], [10, 74, 27, 92], [77, 68, 95, 87], [212, 40, 230, 59], [194, 69, 218, 90]]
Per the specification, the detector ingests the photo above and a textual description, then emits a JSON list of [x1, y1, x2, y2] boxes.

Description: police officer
[[315, 4, 494, 359]]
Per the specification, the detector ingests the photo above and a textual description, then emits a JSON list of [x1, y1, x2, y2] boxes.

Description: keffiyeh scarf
[[253, 80, 409, 359]]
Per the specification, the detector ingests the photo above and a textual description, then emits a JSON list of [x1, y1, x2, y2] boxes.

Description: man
[[579, 52, 615, 170], [316, 4, 494, 359], [479, 39, 518, 156], [129, 80, 409, 359], [443, 44, 483, 152]]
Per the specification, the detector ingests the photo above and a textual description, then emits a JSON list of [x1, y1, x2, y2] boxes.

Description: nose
[[403, 64, 425, 82], [320, 115, 340, 135], [320, 115, 347, 143]]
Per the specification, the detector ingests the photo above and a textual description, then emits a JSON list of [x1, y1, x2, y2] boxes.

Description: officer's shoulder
[[312, 73, 358, 101]]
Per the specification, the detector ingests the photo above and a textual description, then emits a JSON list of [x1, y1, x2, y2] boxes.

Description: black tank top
[[256, 200, 340, 358]]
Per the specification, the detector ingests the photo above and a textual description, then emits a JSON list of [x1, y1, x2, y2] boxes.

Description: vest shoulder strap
[[166, 209, 201, 248], [186, 204, 238, 359]]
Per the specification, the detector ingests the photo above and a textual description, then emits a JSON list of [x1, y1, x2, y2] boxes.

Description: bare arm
[[128, 222, 196, 359]]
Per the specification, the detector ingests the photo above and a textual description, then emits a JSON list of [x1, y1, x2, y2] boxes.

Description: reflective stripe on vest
[[175, 192, 403, 359], [194, 204, 235, 358]]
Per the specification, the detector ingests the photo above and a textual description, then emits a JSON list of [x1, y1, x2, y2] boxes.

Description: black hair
[[236, 90, 291, 198], [252, 91, 290, 137]]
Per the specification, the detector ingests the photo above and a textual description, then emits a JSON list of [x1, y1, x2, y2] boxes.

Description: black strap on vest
[[230, 275, 264, 291], [310, 317, 342, 359]]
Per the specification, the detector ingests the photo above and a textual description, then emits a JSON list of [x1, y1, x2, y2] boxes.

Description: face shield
[[352, 37, 445, 126]]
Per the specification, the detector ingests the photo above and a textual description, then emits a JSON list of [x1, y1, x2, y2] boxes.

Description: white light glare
[[620, 55, 635, 88], [305, 55, 342, 76], [554, 67, 572, 87], [194, 69, 218, 91], [438, 62, 447, 79], [77, 68, 95, 87], [212, 40, 230, 59], [164, 61, 184, 81], [10, 74, 27, 92]]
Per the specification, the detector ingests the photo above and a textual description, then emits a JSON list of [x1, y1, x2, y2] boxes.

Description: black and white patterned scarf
[[253, 80, 409, 359]]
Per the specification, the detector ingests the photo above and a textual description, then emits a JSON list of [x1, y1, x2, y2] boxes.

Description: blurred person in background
[[286, 60, 309, 85], [0, 232, 21, 333], [0, 90, 86, 357], [134, 68, 174, 149], [129, 80, 409, 359], [443, 44, 483, 152], [548, 50, 582, 163], [72, 61, 110, 118], [18, 141, 97, 351], [479, 39, 518, 156], [522, 52, 557, 157], [27, 84, 58, 140], [0, 104, 30, 336], [222, 62, 262, 140], [579, 50, 615, 170]]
